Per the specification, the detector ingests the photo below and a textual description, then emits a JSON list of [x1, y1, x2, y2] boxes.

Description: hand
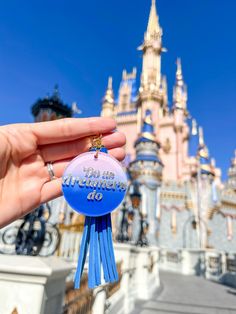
[[0, 117, 126, 227]]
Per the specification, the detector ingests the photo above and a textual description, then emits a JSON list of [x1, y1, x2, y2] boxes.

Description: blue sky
[[0, 0, 235, 180]]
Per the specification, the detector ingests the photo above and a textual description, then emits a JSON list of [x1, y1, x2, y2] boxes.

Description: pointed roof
[[147, 0, 160, 35], [176, 58, 184, 87], [173, 58, 188, 111], [134, 110, 162, 164], [198, 127, 214, 175], [135, 109, 157, 145], [189, 119, 198, 157], [102, 76, 114, 104]]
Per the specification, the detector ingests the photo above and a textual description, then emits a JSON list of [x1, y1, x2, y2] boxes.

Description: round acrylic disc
[[62, 151, 128, 217]]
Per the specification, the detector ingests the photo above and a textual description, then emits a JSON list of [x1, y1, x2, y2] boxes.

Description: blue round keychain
[[62, 136, 127, 289]]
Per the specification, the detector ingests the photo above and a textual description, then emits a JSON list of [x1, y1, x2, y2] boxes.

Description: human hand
[[0, 117, 126, 227]]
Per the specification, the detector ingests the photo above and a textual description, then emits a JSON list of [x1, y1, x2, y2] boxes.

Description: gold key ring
[[91, 135, 103, 158]]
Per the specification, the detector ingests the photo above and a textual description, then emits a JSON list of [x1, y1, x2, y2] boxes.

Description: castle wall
[[208, 213, 236, 252], [159, 208, 196, 249]]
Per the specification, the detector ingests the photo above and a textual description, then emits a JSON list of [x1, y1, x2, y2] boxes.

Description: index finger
[[30, 117, 117, 145]]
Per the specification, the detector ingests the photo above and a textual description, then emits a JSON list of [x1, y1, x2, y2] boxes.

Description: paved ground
[[132, 271, 236, 314]]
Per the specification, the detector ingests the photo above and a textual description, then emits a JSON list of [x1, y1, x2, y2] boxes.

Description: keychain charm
[[62, 135, 127, 289]]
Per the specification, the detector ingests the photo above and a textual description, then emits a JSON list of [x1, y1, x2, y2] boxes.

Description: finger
[[44, 147, 126, 180], [40, 178, 63, 204], [41, 148, 126, 203], [30, 117, 116, 145], [41, 131, 126, 162]]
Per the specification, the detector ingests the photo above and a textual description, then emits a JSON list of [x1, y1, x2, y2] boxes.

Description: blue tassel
[[74, 214, 118, 289]]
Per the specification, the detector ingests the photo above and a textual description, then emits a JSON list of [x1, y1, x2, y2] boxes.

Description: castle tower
[[31, 85, 72, 122], [172, 59, 188, 180], [194, 127, 215, 248], [138, 0, 166, 126], [129, 109, 163, 244], [101, 77, 115, 118]]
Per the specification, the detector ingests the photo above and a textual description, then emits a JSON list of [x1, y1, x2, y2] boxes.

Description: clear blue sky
[[0, 0, 235, 180]]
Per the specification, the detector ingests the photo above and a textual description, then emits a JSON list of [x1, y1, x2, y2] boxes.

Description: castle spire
[[198, 127, 205, 148], [189, 119, 198, 157], [138, 0, 165, 98], [146, 0, 160, 37], [101, 76, 115, 118], [173, 58, 187, 112], [198, 126, 214, 175], [176, 58, 183, 86]]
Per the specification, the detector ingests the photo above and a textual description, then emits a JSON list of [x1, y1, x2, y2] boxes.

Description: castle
[[25, 0, 236, 252], [100, 0, 236, 250]]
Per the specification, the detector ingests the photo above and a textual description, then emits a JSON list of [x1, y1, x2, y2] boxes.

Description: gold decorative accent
[[200, 164, 212, 172], [141, 131, 156, 141], [91, 135, 103, 150], [162, 138, 171, 154], [207, 206, 218, 220], [199, 148, 209, 159], [131, 169, 162, 180], [144, 112, 153, 124], [160, 191, 186, 200], [59, 223, 84, 233]]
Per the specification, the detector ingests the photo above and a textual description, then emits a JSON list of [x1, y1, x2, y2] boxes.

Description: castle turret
[[31, 85, 72, 122], [172, 59, 188, 179], [101, 77, 115, 118], [198, 127, 214, 176], [189, 119, 198, 157], [129, 109, 163, 244], [173, 58, 188, 114]]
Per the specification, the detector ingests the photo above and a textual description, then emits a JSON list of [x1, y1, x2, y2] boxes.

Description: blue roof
[[117, 109, 137, 116], [135, 154, 162, 163], [116, 77, 138, 103], [135, 137, 154, 145]]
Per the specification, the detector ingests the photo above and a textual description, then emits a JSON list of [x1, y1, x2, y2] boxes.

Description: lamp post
[[129, 181, 148, 247], [117, 201, 129, 242]]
